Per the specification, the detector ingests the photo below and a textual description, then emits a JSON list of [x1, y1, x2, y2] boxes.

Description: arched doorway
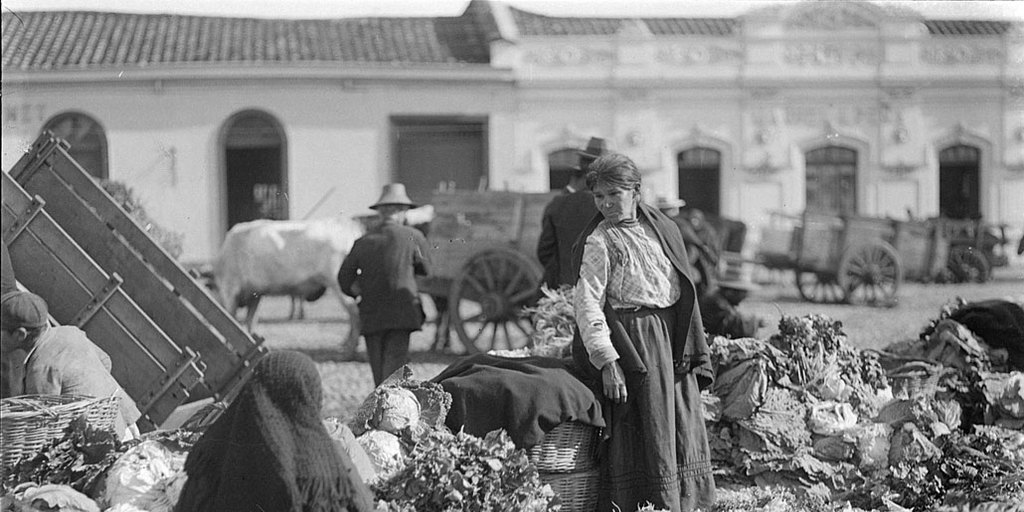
[[938, 144, 980, 219], [548, 147, 577, 191], [221, 111, 287, 229], [41, 112, 108, 179], [677, 147, 721, 215], [805, 145, 857, 215]]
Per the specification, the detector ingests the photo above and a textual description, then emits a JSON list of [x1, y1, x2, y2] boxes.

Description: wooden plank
[[38, 147, 259, 358], [4, 227, 197, 427], [2, 203, 184, 369], [16, 168, 244, 395]]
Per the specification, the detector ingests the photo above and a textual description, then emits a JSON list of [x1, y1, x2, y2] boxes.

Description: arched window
[[938, 144, 981, 219], [548, 148, 578, 191], [221, 110, 288, 228], [677, 147, 721, 215], [805, 146, 857, 215], [41, 112, 108, 179]]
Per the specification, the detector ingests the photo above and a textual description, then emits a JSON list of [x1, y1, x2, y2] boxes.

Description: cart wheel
[[947, 246, 990, 283], [448, 248, 541, 354], [839, 241, 902, 307], [795, 271, 847, 303]]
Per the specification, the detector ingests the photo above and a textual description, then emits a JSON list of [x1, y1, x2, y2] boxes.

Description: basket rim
[[1, 394, 119, 420]]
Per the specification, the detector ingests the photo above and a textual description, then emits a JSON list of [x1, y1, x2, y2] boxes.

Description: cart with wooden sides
[[936, 217, 1011, 283], [757, 211, 908, 306], [418, 189, 557, 354], [2, 132, 265, 430]]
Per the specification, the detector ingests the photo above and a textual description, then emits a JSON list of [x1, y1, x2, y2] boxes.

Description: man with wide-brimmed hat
[[537, 137, 608, 288], [698, 256, 767, 339], [338, 183, 431, 386]]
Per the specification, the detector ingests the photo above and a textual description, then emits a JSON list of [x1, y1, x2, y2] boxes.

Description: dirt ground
[[251, 264, 1023, 419]]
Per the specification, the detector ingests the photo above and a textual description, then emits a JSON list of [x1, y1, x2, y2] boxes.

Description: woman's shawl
[[175, 351, 374, 512], [569, 202, 714, 391]]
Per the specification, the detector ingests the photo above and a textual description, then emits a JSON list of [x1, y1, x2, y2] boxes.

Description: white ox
[[213, 216, 365, 352], [212, 206, 435, 355]]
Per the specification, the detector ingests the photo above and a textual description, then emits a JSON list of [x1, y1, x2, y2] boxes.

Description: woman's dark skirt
[[599, 306, 715, 511]]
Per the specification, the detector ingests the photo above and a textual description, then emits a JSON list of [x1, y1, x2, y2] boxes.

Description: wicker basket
[[1, 394, 120, 470], [540, 468, 600, 512], [528, 421, 599, 473]]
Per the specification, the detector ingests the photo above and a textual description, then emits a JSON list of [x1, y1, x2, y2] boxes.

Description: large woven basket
[[528, 421, 600, 473], [540, 468, 600, 512], [1, 394, 120, 470]]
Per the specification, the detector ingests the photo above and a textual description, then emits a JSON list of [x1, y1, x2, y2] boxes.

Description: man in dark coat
[[537, 137, 607, 288], [338, 183, 431, 386]]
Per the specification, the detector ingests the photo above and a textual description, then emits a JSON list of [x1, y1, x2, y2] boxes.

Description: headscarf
[[175, 351, 374, 512]]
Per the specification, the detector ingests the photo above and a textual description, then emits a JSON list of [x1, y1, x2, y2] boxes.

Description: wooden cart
[[2, 132, 265, 430], [757, 211, 910, 306], [936, 217, 1011, 283], [419, 190, 557, 354]]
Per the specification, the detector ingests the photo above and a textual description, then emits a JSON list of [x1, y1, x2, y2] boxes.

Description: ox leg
[[288, 297, 306, 321], [244, 295, 262, 333]]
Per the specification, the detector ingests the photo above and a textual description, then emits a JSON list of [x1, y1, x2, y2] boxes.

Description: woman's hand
[[601, 361, 627, 403]]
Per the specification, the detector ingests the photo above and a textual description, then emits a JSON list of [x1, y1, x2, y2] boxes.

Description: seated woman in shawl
[[571, 153, 716, 511], [175, 351, 374, 512]]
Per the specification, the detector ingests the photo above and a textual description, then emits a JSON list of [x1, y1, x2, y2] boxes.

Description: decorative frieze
[[522, 46, 613, 66], [920, 44, 1003, 65], [784, 105, 877, 128], [783, 43, 879, 66], [656, 44, 742, 66], [785, 6, 876, 31]]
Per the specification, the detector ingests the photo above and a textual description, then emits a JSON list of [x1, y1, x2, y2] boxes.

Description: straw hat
[[370, 183, 417, 210], [718, 254, 759, 292]]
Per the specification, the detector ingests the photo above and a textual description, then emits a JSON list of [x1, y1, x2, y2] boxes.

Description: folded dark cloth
[[950, 299, 1024, 370], [432, 354, 605, 449]]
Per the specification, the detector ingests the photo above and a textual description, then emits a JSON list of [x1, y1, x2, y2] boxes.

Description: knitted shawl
[[175, 351, 374, 512]]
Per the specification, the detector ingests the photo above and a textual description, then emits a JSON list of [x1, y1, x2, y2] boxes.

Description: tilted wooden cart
[[418, 190, 557, 354], [2, 132, 265, 430]]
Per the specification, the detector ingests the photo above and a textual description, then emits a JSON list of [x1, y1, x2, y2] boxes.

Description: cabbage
[[15, 483, 99, 512], [100, 440, 187, 512], [807, 401, 858, 436], [372, 387, 421, 434], [356, 430, 406, 483]]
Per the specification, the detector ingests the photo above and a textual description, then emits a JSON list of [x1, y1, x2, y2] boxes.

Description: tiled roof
[[924, 20, 1012, 36], [509, 7, 737, 36], [1, 10, 492, 71]]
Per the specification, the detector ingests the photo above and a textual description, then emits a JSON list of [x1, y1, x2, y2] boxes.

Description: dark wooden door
[[939, 145, 981, 219], [394, 119, 486, 205], [678, 147, 721, 215], [226, 147, 285, 227], [805, 146, 857, 215]]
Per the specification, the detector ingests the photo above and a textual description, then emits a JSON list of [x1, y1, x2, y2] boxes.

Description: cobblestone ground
[[251, 265, 1023, 420]]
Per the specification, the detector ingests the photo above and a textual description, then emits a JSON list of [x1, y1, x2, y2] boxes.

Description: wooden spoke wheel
[[448, 248, 541, 354], [838, 241, 902, 307], [795, 271, 847, 303], [947, 245, 990, 283]]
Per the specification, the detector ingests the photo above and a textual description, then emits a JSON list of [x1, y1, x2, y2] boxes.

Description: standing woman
[[175, 351, 374, 512], [570, 153, 716, 511]]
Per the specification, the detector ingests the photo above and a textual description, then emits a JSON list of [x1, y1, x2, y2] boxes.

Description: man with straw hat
[[698, 255, 767, 339], [537, 136, 608, 288], [338, 183, 431, 386]]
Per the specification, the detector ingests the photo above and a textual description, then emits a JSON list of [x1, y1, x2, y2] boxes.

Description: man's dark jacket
[[338, 222, 430, 334], [537, 189, 598, 288]]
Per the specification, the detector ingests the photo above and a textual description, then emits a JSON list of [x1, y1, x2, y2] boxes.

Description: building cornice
[[0, 63, 513, 85]]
